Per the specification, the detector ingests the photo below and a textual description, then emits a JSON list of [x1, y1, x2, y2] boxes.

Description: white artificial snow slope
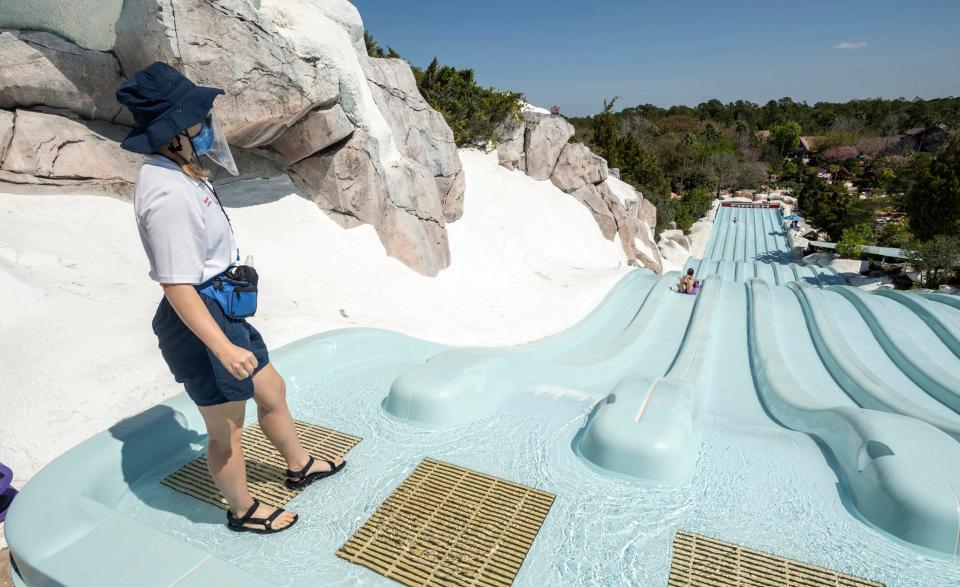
[[659, 218, 714, 273], [0, 148, 630, 516]]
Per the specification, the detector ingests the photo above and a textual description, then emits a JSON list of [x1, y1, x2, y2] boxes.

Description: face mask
[[188, 113, 238, 176], [190, 117, 215, 156]]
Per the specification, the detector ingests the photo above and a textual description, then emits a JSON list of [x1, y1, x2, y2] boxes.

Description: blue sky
[[351, 0, 960, 116]]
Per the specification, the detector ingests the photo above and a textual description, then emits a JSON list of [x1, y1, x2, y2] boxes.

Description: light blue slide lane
[[876, 290, 960, 359], [747, 279, 960, 555], [830, 286, 960, 414], [788, 282, 960, 439], [768, 284, 857, 408], [820, 288, 960, 421], [686, 203, 838, 286]]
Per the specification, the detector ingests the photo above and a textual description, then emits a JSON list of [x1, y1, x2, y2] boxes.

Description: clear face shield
[[190, 112, 238, 176]]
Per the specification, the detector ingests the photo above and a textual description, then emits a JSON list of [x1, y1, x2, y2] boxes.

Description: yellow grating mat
[[161, 420, 360, 509], [669, 530, 885, 587], [337, 458, 555, 587]]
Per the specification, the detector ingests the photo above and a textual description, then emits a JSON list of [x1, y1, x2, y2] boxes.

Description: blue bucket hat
[[116, 61, 225, 154]]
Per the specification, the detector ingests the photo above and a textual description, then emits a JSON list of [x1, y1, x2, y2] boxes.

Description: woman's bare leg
[[198, 399, 296, 528], [252, 364, 343, 476]]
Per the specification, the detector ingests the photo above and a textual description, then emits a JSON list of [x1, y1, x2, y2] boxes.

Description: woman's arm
[[162, 284, 258, 380]]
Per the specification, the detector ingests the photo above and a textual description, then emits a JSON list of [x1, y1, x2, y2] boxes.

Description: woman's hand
[[162, 284, 256, 379], [216, 344, 259, 380]]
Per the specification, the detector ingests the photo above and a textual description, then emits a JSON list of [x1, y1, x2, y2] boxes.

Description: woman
[[679, 268, 700, 294], [116, 62, 344, 534]]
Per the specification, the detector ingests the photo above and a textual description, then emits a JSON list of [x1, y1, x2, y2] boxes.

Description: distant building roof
[[799, 136, 821, 152], [896, 124, 953, 154], [862, 245, 906, 258]]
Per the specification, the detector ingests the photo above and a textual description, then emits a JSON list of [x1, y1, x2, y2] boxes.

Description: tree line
[[365, 31, 959, 283]]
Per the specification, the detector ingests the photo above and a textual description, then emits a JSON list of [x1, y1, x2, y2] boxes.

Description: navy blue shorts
[[152, 294, 270, 407]]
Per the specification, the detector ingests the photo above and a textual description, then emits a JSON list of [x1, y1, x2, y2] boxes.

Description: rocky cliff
[[497, 112, 662, 272], [0, 0, 660, 275]]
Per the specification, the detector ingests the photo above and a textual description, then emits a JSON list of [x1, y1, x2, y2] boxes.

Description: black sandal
[[226, 499, 298, 534], [285, 455, 345, 490]]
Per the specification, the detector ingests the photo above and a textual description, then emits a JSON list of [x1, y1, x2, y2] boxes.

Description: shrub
[[413, 58, 524, 148], [674, 188, 712, 232], [835, 224, 872, 259], [905, 235, 960, 288]]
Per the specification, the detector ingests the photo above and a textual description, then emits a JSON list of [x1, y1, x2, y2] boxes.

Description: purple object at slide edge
[[0, 486, 18, 523], [0, 462, 14, 523]]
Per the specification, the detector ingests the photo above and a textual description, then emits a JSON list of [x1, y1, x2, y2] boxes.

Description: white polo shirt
[[134, 154, 238, 284]]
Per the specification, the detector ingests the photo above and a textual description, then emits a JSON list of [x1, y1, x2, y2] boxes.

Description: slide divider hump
[[830, 286, 960, 413], [787, 282, 960, 440], [746, 279, 960, 555], [576, 276, 722, 483], [384, 271, 659, 424]]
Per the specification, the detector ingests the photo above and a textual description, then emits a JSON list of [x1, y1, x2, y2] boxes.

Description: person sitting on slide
[[679, 268, 700, 294]]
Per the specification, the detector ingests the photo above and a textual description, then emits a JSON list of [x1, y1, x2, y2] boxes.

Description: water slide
[[9, 204, 960, 586], [380, 203, 960, 554]]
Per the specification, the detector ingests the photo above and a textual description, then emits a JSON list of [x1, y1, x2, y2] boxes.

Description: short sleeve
[[137, 174, 206, 284]]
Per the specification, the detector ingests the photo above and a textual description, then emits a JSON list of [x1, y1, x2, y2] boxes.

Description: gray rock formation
[[496, 119, 525, 172], [550, 143, 608, 193], [0, 0, 124, 51], [5, 0, 651, 277], [625, 198, 661, 272], [114, 0, 339, 148], [380, 158, 450, 273], [363, 57, 464, 221], [269, 104, 355, 166], [0, 110, 14, 163], [0, 109, 141, 197], [288, 131, 386, 228], [495, 109, 661, 273], [287, 131, 449, 275], [570, 184, 618, 239], [2, 0, 468, 276], [523, 113, 575, 180], [0, 31, 125, 123], [599, 182, 661, 273]]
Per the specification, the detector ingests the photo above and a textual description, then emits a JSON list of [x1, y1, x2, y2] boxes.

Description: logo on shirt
[[203, 195, 213, 207]]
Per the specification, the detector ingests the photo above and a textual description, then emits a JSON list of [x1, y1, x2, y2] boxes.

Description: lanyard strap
[[202, 180, 241, 264], [158, 153, 240, 262]]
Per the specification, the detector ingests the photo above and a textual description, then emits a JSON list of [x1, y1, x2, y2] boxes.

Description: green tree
[[364, 31, 384, 58], [798, 173, 867, 240], [770, 121, 802, 157], [674, 187, 713, 232], [836, 224, 872, 259], [905, 136, 960, 240], [592, 97, 621, 166], [616, 134, 674, 233], [906, 235, 960, 287], [413, 58, 523, 147]]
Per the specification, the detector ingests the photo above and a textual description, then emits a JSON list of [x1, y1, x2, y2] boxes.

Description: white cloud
[[834, 41, 867, 50]]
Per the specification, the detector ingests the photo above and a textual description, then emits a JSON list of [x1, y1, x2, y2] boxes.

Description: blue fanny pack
[[197, 265, 258, 319]]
